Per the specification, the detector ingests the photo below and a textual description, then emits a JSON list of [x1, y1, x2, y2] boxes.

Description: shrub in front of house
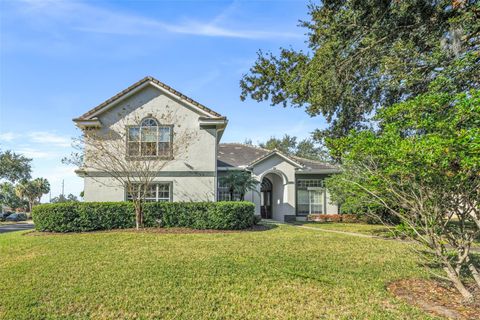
[[32, 201, 256, 232]]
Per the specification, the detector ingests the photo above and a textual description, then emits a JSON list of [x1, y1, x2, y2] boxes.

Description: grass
[[293, 221, 392, 236], [0, 223, 438, 319]]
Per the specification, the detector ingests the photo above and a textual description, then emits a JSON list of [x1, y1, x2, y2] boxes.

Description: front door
[[260, 177, 273, 219]]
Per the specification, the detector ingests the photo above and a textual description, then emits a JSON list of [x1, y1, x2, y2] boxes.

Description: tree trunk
[[466, 256, 480, 289], [230, 189, 234, 201], [134, 201, 143, 230], [444, 265, 473, 302]]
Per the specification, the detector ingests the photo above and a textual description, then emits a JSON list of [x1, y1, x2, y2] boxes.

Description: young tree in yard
[[65, 108, 195, 229], [15, 178, 50, 212], [220, 171, 259, 201], [0, 150, 31, 183], [326, 90, 480, 301], [241, 1, 479, 143]]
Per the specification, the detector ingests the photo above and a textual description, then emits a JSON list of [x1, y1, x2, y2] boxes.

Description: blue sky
[[0, 0, 327, 200]]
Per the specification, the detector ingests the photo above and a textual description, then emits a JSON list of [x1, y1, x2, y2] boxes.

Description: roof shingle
[[217, 143, 337, 171]]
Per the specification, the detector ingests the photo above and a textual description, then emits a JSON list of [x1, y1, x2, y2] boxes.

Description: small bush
[[32, 201, 255, 232]]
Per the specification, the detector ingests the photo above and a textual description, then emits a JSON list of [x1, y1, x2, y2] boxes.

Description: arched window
[[127, 117, 172, 157]]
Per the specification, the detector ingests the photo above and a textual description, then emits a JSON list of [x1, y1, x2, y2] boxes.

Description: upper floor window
[[127, 117, 172, 158]]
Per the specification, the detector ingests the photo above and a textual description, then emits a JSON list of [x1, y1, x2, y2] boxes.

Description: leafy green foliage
[[326, 90, 480, 298], [50, 193, 79, 203], [32, 201, 256, 232], [15, 178, 50, 211], [0, 182, 27, 210], [219, 171, 259, 200], [259, 134, 329, 161], [240, 0, 480, 141], [0, 150, 31, 183]]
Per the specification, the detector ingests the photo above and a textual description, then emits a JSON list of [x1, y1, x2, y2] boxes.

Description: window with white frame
[[127, 118, 172, 157], [297, 179, 324, 188], [126, 183, 171, 202], [217, 179, 241, 201], [296, 179, 325, 215]]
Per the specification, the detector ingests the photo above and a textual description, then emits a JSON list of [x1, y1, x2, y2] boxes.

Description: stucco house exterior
[[74, 76, 339, 222]]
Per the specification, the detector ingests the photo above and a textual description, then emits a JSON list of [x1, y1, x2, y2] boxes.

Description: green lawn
[[293, 222, 392, 236], [0, 224, 437, 319]]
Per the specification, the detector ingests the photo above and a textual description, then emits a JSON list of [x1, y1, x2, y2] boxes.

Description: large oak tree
[[240, 0, 479, 142]]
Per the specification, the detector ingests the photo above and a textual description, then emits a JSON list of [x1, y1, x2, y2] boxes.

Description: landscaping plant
[[326, 90, 480, 301]]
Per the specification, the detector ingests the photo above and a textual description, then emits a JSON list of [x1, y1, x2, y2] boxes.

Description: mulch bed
[[24, 224, 272, 236], [388, 279, 480, 319]]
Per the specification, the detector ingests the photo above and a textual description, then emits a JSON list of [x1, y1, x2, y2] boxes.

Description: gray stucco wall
[[82, 85, 217, 202]]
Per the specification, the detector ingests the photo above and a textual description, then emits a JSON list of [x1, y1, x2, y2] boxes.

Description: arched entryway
[[260, 177, 272, 219]]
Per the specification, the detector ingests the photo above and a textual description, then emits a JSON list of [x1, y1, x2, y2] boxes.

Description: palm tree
[[220, 171, 259, 201], [15, 178, 50, 212], [32, 178, 50, 203]]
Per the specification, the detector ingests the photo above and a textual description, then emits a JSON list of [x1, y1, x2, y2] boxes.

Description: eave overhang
[[72, 118, 101, 129]]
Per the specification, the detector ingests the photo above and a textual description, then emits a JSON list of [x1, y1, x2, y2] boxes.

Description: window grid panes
[[127, 183, 171, 202], [297, 179, 325, 215], [217, 180, 241, 201], [297, 179, 324, 189], [127, 118, 172, 157]]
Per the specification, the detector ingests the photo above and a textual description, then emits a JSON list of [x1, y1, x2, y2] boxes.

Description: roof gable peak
[[73, 76, 224, 123]]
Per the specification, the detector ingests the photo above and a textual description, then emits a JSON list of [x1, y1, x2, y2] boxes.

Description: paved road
[[0, 223, 34, 234]]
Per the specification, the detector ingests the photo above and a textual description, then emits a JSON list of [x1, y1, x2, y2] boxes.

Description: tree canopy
[[0, 182, 27, 210], [15, 178, 51, 212], [259, 134, 329, 161], [0, 150, 32, 183], [51, 193, 79, 203], [240, 0, 480, 141]]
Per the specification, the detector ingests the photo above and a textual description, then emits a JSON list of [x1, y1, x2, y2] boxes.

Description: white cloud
[[16, 147, 57, 159], [16, 0, 301, 40], [29, 132, 71, 147], [0, 132, 17, 142]]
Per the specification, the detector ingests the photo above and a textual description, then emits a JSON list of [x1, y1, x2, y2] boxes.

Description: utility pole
[[62, 179, 65, 197]]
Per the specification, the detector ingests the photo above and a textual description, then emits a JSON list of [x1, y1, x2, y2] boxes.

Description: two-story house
[[74, 76, 339, 222]]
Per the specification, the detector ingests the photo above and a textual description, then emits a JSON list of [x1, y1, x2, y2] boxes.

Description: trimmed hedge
[[32, 201, 256, 232]]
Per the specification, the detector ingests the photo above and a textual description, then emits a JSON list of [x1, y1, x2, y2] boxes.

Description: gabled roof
[[217, 143, 269, 168], [248, 149, 304, 168], [217, 143, 338, 172], [74, 76, 224, 122]]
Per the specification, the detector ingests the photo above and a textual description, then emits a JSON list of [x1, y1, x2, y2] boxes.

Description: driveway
[[0, 222, 34, 234]]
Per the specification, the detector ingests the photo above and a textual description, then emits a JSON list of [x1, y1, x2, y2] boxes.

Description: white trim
[[74, 118, 101, 128], [249, 151, 303, 169], [258, 168, 289, 185], [84, 80, 217, 120], [296, 169, 341, 174], [217, 166, 247, 171]]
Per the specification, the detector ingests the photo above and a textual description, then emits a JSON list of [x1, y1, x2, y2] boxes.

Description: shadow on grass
[[25, 223, 277, 236]]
